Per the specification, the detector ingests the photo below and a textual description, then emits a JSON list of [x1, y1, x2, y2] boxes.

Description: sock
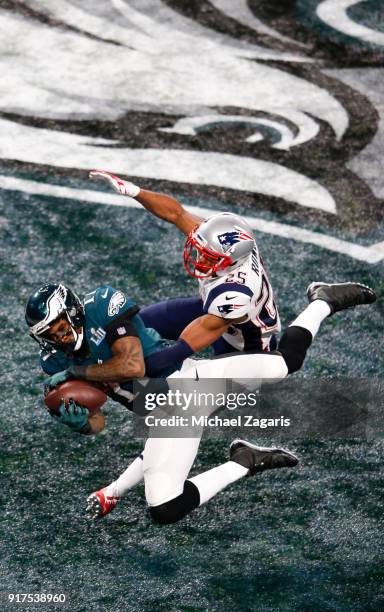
[[189, 461, 248, 505], [289, 300, 331, 338], [104, 455, 144, 498]]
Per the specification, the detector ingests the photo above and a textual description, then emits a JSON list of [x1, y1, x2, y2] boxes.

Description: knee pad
[[149, 480, 200, 525], [278, 326, 313, 374]]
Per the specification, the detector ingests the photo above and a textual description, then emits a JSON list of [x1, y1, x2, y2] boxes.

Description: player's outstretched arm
[[89, 169, 201, 235], [144, 313, 246, 377]]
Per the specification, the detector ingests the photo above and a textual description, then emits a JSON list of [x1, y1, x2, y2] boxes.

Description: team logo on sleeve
[[108, 291, 126, 316], [217, 303, 244, 315], [217, 228, 253, 252]]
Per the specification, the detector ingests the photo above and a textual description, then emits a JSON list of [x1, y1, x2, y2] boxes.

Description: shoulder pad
[[207, 290, 251, 320], [203, 282, 253, 318], [85, 286, 138, 328]]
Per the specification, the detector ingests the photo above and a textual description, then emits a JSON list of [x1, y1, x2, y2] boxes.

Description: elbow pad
[[145, 339, 194, 377]]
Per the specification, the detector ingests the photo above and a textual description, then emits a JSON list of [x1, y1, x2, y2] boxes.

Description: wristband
[[68, 365, 88, 379], [125, 182, 140, 198], [144, 339, 194, 377]]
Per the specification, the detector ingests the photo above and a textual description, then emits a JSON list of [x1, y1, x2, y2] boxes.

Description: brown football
[[44, 380, 107, 414]]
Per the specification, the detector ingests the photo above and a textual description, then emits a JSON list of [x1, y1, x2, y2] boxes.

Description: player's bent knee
[[278, 326, 313, 374], [149, 480, 200, 525]]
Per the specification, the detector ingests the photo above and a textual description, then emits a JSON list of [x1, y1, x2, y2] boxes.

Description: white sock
[[289, 300, 331, 338], [104, 455, 144, 498], [189, 461, 248, 505]]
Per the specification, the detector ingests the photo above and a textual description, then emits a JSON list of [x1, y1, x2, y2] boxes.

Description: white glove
[[89, 169, 140, 197]]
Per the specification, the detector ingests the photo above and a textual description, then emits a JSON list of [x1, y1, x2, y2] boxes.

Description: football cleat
[[229, 439, 298, 475], [307, 281, 376, 315], [86, 488, 120, 519]]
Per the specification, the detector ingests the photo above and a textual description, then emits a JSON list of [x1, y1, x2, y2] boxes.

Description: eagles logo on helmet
[[25, 283, 84, 354], [183, 213, 255, 278]]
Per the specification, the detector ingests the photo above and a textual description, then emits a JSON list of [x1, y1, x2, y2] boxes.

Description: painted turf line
[[1, 174, 383, 264]]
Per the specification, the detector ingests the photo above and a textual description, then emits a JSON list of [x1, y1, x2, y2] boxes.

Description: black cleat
[[307, 281, 376, 315], [229, 439, 298, 475]]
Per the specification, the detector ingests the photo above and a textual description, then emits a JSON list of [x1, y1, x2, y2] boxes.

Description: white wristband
[[124, 182, 140, 198]]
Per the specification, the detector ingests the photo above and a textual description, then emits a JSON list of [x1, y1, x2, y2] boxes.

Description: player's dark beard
[[58, 338, 77, 356], [56, 328, 87, 357]]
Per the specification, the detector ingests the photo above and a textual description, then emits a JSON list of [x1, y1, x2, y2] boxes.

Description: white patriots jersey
[[199, 246, 280, 351]]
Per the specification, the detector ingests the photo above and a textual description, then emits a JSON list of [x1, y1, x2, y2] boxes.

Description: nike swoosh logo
[[225, 295, 236, 301], [101, 289, 108, 298]]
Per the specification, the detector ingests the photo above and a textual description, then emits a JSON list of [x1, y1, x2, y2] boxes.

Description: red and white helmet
[[183, 212, 255, 278]]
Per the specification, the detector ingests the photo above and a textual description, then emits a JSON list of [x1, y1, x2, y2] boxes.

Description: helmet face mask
[[25, 283, 84, 354], [183, 213, 255, 279], [183, 232, 233, 279], [36, 313, 82, 354]]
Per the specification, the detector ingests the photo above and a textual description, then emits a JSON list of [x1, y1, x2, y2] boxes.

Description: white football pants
[[143, 351, 288, 506]]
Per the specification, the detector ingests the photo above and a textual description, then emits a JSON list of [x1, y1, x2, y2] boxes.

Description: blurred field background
[[0, 1, 383, 610]]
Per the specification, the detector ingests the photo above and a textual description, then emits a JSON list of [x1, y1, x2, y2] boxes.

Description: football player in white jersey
[[84, 278, 376, 524], [85, 172, 376, 525], [89, 171, 280, 364]]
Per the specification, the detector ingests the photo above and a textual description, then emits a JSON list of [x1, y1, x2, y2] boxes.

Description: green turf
[[0, 182, 383, 611]]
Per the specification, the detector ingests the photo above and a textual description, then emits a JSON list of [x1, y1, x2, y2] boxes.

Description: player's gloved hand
[[44, 369, 74, 392], [54, 399, 89, 431], [89, 170, 140, 197]]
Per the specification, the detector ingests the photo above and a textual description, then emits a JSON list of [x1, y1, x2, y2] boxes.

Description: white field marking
[[159, 113, 319, 149], [0, 118, 335, 213], [110, 0, 309, 62], [209, 0, 310, 49], [0, 10, 348, 136], [1, 175, 383, 264], [160, 116, 295, 149], [317, 0, 384, 46]]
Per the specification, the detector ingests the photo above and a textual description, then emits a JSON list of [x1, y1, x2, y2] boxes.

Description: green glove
[[44, 369, 73, 391], [55, 399, 89, 431]]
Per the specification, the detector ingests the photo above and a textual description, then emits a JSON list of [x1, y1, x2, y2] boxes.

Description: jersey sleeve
[[87, 286, 139, 324], [203, 285, 253, 320], [104, 310, 140, 347], [86, 286, 140, 346]]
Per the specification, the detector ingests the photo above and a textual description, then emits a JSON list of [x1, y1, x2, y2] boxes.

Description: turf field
[[0, 2, 384, 611]]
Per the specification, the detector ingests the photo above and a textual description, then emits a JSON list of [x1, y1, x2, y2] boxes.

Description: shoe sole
[[230, 438, 298, 464], [86, 493, 104, 520]]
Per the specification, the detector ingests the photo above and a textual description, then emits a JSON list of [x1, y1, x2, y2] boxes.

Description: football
[[44, 380, 108, 414]]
